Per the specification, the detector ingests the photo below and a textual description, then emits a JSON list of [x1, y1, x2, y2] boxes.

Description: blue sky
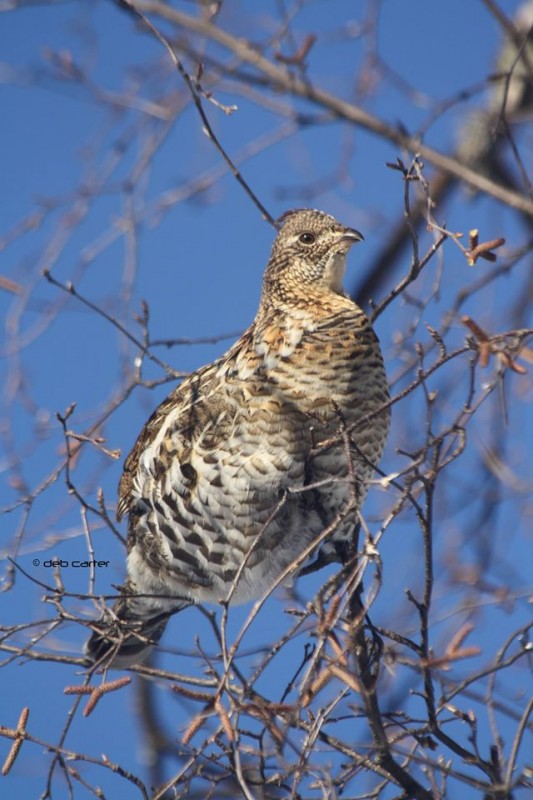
[[1, 1, 531, 798]]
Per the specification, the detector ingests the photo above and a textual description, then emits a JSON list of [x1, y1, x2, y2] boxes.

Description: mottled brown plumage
[[85, 209, 390, 667]]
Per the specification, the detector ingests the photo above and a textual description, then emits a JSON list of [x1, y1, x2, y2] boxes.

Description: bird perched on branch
[[85, 209, 390, 667]]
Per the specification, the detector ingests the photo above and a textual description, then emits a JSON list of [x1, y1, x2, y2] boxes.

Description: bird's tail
[[84, 584, 189, 669]]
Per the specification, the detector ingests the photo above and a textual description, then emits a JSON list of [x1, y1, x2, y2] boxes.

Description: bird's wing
[[117, 364, 219, 523], [116, 326, 260, 524]]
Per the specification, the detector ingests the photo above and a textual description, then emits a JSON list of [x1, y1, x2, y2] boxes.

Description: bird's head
[[264, 208, 364, 298]]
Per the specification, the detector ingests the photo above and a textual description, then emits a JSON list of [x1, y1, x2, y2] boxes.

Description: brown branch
[[132, 0, 533, 217], [116, 0, 276, 227]]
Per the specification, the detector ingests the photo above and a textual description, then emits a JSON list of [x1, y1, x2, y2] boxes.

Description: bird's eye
[[298, 232, 316, 245]]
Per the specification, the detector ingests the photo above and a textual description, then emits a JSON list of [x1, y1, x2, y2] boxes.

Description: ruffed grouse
[[85, 209, 390, 667]]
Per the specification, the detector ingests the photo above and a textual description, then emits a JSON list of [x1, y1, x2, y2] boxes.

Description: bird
[[85, 208, 390, 668]]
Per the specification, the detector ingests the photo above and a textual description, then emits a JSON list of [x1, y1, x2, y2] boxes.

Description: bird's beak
[[339, 228, 364, 244]]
